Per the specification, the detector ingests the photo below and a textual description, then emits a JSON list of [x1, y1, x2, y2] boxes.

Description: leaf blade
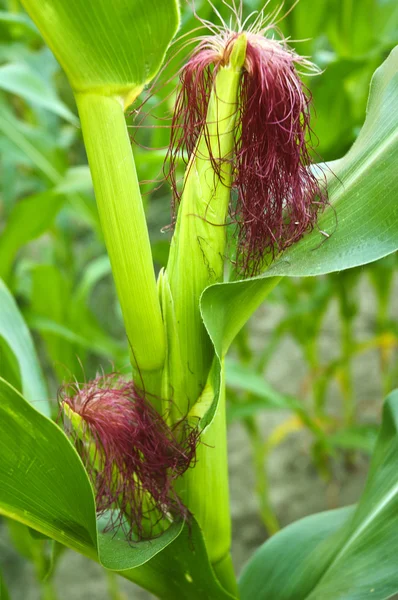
[[0, 279, 49, 415], [0, 377, 97, 557], [266, 46, 398, 277], [201, 47, 398, 359], [239, 389, 398, 600]]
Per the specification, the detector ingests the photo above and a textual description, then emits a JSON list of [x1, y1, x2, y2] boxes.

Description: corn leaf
[[20, 0, 180, 100], [0, 279, 49, 415], [239, 389, 398, 600], [0, 336, 21, 392], [0, 377, 97, 557], [201, 46, 398, 360], [266, 45, 398, 278]]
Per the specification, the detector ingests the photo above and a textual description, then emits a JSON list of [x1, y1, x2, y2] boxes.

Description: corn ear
[[167, 34, 247, 408]]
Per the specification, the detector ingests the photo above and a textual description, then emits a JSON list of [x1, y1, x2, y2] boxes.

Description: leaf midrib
[[330, 125, 398, 205], [306, 480, 398, 598]]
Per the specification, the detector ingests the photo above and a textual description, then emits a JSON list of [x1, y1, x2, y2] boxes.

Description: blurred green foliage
[[0, 0, 397, 596]]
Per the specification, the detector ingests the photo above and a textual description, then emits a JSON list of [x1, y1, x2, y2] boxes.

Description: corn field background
[[0, 0, 397, 598]]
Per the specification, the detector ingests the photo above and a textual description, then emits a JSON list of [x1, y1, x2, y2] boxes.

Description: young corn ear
[[60, 374, 198, 541], [166, 34, 248, 409], [166, 30, 327, 276]]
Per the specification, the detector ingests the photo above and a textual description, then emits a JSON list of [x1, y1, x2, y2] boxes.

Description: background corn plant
[[0, 0, 397, 599]]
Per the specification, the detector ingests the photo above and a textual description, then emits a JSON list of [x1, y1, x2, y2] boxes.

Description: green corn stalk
[[21, 0, 246, 594], [20, 0, 180, 390]]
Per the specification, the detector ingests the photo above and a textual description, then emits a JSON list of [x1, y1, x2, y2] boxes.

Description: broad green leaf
[[0, 62, 78, 125], [0, 279, 49, 415], [267, 45, 398, 278], [120, 518, 236, 600], [201, 47, 398, 358], [239, 506, 355, 600], [0, 378, 180, 573], [21, 0, 180, 103], [239, 389, 398, 600], [0, 378, 235, 598], [201, 277, 280, 358], [0, 377, 97, 557], [0, 336, 21, 392], [97, 519, 183, 573], [0, 191, 65, 282]]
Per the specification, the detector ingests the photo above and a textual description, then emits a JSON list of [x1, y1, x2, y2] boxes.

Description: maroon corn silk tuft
[[165, 35, 230, 219], [166, 31, 327, 275], [59, 374, 198, 540]]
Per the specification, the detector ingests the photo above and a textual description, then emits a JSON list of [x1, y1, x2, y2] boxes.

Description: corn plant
[[1, 1, 398, 599]]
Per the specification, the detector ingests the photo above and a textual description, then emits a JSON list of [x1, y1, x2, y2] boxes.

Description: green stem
[[213, 553, 239, 599], [335, 274, 357, 426], [233, 319, 279, 534], [306, 338, 326, 419], [40, 580, 58, 600], [244, 416, 279, 535], [375, 284, 393, 397], [106, 571, 127, 600], [75, 93, 165, 379], [178, 365, 234, 588], [341, 316, 355, 426], [235, 327, 253, 366]]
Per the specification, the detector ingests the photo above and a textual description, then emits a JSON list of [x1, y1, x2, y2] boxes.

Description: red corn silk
[[59, 374, 198, 540], [165, 30, 327, 276]]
